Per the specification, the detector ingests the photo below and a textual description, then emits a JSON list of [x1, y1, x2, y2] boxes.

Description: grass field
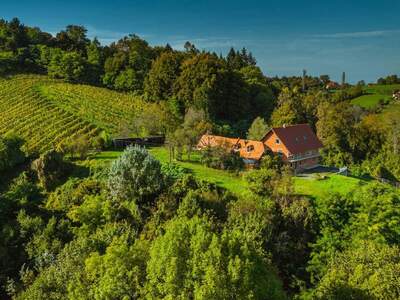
[[351, 84, 400, 108], [293, 174, 366, 200], [92, 147, 366, 199]]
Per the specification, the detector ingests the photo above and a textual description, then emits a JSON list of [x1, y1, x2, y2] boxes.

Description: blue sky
[[2, 0, 400, 82]]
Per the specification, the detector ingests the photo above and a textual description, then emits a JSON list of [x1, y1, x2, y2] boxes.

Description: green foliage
[[48, 51, 86, 82], [168, 108, 212, 161], [108, 146, 163, 203], [245, 168, 278, 197], [103, 35, 154, 92], [161, 163, 188, 185], [308, 182, 400, 283], [313, 241, 400, 300], [200, 146, 244, 171], [71, 236, 149, 299], [146, 214, 286, 299], [247, 116, 268, 140], [377, 74, 400, 85], [144, 51, 181, 101], [270, 87, 304, 127], [31, 150, 71, 191], [0, 133, 25, 172]]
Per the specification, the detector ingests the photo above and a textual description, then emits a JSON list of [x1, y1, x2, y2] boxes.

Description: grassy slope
[[351, 84, 400, 108], [0, 75, 141, 154], [93, 148, 366, 199]]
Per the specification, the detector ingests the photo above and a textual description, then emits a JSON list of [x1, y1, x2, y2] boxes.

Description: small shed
[[112, 136, 165, 148]]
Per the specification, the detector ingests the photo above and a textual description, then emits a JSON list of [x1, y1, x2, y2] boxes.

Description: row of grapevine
[[0, 75, 101, 154], [37, 82, 143, 133]]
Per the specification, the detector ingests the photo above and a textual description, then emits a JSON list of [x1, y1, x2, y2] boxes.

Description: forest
[[0, 17, 400, 300]]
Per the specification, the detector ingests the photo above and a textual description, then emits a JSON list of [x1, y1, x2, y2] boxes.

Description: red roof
[[263, 124, 323, 155]]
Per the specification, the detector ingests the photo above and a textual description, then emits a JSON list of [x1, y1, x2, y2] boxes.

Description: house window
[[303, 135, 307, 140], [275, 138, 280, 144], [277, 149, 283, 157], [247, 145, 254, 152]]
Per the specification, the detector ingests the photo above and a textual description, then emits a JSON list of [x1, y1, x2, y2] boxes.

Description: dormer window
[[276, 138, 280, 144]]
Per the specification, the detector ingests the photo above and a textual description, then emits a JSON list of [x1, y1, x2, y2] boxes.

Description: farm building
[[197, 135, 265, 167], [112, 136, 165, 148], [197, 124, 323, 171], [261, 124, 323, 170]]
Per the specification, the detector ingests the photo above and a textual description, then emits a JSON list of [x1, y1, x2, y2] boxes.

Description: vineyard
[[37, 82, 144, 133], [0, 75, 141, 154]]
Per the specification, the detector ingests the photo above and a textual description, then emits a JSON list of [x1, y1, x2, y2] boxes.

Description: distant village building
[[325, 81, 340, 90], [393, 90, 400, 101], [197, 124, 323, 171]]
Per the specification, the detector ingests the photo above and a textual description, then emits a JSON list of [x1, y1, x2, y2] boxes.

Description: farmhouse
[[197, 135, 265, 167], [197, 123, 323, 171], [261, 124, 323, 170]]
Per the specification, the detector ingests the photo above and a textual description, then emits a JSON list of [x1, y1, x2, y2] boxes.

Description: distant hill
[[351, 84, 400, 108], [0, 75, 143, 154]]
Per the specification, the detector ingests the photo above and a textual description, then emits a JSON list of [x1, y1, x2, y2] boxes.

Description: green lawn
[[293, 174, 366, 200], [351, 94, 389, 108], [91, 147, 366, 199], [351, 84, 400, 108]]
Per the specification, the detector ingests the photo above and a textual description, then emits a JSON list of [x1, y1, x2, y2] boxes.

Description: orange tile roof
[[197, 134, 265, 160]]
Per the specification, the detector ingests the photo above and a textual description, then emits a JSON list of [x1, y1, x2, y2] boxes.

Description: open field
[[351, 84, 400, 108], [92, 148, 367, 199]]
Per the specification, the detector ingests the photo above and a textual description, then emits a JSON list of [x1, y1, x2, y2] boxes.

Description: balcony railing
[[287, 151, 320, 162]]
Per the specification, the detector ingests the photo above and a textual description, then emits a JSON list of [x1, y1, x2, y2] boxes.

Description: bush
[[31, 150, 71, 191], [57, 135, 90, 159], [200, 146, 244, 171], [0, 133, 25, 172], [349, 164, 369, 178], [107, 145, 163, 203], [161, 163, 188, 185]]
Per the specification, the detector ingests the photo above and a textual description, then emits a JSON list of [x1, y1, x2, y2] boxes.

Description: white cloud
[[311, 29, 400, 39]]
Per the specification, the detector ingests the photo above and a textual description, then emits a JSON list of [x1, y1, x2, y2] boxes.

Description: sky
[[2, 0, 400, 82]]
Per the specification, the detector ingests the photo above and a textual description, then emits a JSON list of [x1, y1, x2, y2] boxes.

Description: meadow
[[351, 83, 400, 108], [92, 147, 366, 199]]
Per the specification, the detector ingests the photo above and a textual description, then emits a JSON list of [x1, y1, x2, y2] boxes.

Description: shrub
[[0, 133, 25, 172], [161, 163, 188, 185], [200, 146, 244, 171], [107, 145, 163, 203], [31, 150, 71, 191]]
